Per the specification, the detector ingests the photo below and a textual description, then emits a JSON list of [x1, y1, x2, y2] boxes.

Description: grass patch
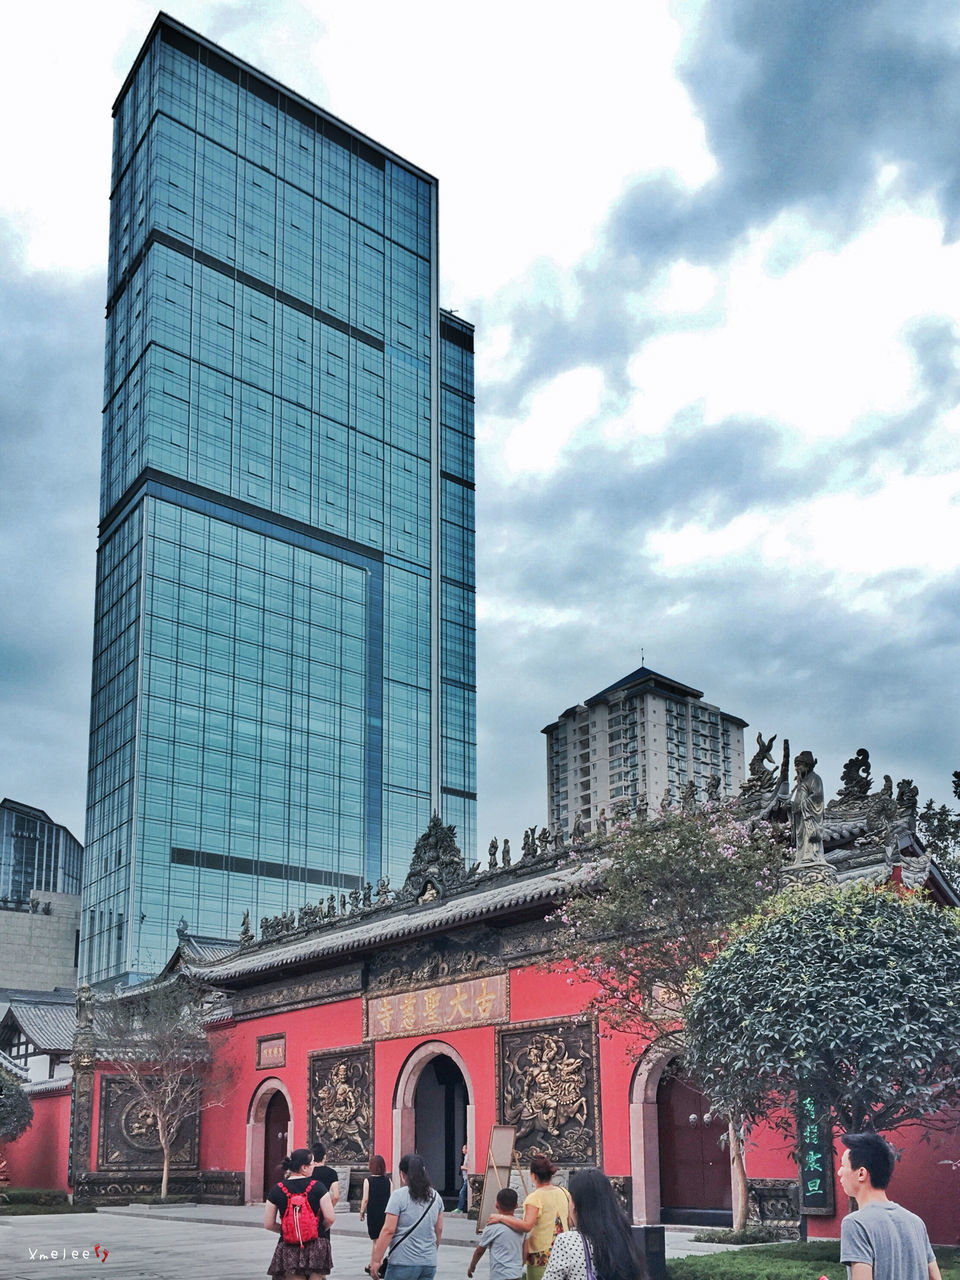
[[666, 1242, 960, 1280]]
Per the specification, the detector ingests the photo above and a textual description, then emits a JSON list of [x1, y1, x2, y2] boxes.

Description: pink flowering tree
[[550, 801, 782, 1228]]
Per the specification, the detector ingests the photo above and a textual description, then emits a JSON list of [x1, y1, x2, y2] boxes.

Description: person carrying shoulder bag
[[542, 1169, 645, 1280], [369, 1153, 443, 1280]]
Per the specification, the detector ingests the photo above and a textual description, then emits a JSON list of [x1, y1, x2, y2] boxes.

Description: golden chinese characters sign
[[367, 974, 507, 1040]]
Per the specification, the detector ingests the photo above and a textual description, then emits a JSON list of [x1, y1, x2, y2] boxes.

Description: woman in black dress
[[263, 1147, 336, 1280], [360, 1152, 393, 1247]]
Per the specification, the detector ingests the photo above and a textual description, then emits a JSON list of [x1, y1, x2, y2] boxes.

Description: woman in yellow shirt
[[487, 1156, 570, 1280]]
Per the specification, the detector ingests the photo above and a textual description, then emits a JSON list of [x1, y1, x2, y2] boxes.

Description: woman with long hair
[[360, 1153, 393, 1241], [487, 1155, 571, 1280], [263, 1147, 336, 1280], [542, 1169, 644, 1280], [369, 1153, 443, 1280]]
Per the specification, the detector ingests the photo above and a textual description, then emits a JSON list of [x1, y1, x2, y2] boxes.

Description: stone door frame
[[629, 1049, 737, 1224], [392, 1040, 476, 1185], [246, 1076, 294, 1203]]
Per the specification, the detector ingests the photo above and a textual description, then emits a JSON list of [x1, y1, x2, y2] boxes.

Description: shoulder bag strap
[[581, 1234, 596, 1280]]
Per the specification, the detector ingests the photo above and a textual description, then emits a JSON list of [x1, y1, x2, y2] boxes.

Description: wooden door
[[657, 1073, 732, 1224], [263, 1091, 290, 1200]]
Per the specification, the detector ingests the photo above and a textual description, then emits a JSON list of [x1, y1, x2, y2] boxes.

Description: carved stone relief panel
[[497, 1020, 600, 1165], [308, 1047, 373, 1164], [96, 1074, 199, 1172], [499, 920, 558, 962], [232, 965, 363, 1019], [368, 928, 502, 994]]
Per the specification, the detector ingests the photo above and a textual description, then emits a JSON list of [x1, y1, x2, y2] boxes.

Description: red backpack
[[278, 1180, 319, 1245]]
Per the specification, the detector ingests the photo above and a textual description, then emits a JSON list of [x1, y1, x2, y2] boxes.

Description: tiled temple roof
[[180, 855, 582, 984]]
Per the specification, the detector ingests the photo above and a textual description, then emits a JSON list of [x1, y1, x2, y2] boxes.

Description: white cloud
[[646, 471, 960, 587], [624, 202, 960, 447], [487, 367, 606, 477]]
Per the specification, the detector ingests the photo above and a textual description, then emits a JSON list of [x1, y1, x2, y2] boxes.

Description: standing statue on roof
[[789, 750, 826, 864], [488, 837, 499, 871]]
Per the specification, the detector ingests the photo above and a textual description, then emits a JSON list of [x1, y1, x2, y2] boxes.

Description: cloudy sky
[[1, 0, 959, 854]]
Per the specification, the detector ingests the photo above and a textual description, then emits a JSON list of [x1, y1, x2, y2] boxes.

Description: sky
[[1, 0, 959, 857]]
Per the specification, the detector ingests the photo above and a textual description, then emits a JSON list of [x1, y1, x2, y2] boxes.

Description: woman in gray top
[[369, 1154, 443, 1280]]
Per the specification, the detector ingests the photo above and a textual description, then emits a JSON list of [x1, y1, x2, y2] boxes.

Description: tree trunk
[[161, 1142, 170, 1200], [728, 1120, 749, 1232]]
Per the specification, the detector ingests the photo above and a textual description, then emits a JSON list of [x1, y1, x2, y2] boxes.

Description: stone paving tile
[[0, 1208, 745, 1280]]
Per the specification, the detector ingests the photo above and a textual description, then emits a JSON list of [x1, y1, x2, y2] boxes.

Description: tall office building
[[542, 667, 746, 834], [0, 798, 83, 901], [82, 16, 476, 984]]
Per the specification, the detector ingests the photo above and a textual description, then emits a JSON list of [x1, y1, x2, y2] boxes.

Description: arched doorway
[[628, 1050, 736, 1226], [246, 1078, 294, 1203], [393, 1042, 475, 1205], [263, 1091, 291, 1200], [657, 1073, 731, 1226], [414, 1056, 467, 1198]]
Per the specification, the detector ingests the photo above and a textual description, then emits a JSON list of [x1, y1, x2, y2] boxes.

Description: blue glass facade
[[0, 798, 83, 901], [82, 17, 475, 983]]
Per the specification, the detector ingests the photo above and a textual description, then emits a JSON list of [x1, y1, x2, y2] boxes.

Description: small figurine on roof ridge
[[837, 747, 872, 800], [742, 731, 778, 794]]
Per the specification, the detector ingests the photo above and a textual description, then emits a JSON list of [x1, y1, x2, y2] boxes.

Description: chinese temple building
[[6, 747, 959, 1246]]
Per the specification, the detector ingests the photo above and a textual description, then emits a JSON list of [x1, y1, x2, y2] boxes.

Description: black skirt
[[267, 1234, 333, 1277]]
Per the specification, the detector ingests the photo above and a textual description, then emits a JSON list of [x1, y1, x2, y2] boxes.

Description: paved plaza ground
[[2, 1202, 744, 1280]]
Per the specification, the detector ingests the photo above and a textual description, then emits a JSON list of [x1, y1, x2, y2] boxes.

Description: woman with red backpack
[[264, 1147, 337, 1280]]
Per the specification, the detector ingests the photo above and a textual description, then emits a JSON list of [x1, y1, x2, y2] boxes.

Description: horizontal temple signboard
[[257, 1034, 286, 1069], [367, 974, 508, 1039]]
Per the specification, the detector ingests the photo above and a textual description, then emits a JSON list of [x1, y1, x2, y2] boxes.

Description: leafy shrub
[[1, 1188, 70, 1205], [692, 1226, 785, 1244]]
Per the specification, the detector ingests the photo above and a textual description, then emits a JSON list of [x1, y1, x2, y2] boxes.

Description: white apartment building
[[542, 667, 747, 835]]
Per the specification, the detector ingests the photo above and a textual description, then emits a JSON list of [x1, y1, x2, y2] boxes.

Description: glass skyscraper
[[81, 15, 476, 984]]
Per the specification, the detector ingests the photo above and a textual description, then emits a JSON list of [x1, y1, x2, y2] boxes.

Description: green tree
[[0, 1066, 33, 1143], [686, 881, 960, 1138], [918, 770, 960, 878], [551, 802, 783, 1226]]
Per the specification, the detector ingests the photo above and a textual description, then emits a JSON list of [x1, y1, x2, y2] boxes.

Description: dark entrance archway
[[263, 1091, 291, 1200], [414, 1055, 467, 1200], [657, 1073, 732, 1226]]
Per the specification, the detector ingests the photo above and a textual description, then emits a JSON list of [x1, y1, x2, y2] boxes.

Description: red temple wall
[[800, 1124, 960, 1248], [200, 995, 364, 1170], [743, 1113, 960, 1247], [196, 960, 650, 1182], [3, 1087, 72, 1190]]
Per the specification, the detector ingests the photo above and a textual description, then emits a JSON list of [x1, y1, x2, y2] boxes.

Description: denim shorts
[[385, 1265, 437, 1280]]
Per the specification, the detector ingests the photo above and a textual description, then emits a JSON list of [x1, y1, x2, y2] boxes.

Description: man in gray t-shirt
[[838, 1131, 941, 1280]]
